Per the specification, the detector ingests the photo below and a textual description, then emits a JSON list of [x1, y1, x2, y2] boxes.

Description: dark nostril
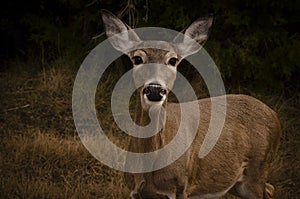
[[143, 87, 151, 95], [160, 89, 167, 96]]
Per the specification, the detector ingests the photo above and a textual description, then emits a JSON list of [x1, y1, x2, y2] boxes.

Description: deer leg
[[234, 182, 274, 199], [231, 180, 266, 199]]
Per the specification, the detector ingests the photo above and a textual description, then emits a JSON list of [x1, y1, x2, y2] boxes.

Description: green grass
[[0, 63, 299, 198]]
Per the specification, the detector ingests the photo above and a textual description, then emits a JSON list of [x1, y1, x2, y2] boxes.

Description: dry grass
[[0, 63, 299, 198], [0, 129, 129, 199]]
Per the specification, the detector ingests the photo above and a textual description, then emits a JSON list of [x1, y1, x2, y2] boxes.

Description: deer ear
[[101, 10, 141, 53], [173, 16, 213, 58]]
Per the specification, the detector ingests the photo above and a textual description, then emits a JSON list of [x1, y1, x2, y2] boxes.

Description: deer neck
[[130, 93, 167, 153]]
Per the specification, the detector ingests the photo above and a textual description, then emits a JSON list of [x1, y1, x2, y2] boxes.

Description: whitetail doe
[[102, 10, 281, 199]]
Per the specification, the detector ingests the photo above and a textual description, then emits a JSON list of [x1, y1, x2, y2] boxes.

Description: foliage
[[1, 0, 299, 93]]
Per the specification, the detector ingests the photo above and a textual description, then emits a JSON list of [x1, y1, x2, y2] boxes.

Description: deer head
[[101, 10, 213, 110]]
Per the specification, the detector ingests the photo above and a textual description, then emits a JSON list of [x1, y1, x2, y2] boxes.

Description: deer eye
[[132, 56, 143, 65], [168, 57, 178, 66]]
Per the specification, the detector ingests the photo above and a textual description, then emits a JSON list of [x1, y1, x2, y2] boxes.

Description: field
[[0, 63, 299, 198]]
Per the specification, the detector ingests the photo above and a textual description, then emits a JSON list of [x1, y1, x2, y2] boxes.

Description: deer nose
[[143, 83, 167, 102]]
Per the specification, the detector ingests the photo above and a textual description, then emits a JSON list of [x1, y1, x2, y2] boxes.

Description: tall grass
[[0, 62, 299, 198], [0, 129, 129, 199]]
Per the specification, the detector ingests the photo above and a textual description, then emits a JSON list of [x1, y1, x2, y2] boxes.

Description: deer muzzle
[[143, 83, 167, 102]]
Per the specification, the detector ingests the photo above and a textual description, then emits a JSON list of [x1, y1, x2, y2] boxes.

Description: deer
[[101, 10, 281, 199]]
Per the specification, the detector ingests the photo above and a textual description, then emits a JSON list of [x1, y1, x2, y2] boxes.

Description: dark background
[[1, 0, 300, 93]]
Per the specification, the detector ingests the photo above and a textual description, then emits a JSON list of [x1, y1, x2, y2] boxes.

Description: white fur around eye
[[131, 50, 147, 66], [165, 51, 178, 66]]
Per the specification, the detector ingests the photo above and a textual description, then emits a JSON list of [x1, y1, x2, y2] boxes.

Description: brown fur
[[125, 94, 281, 199], [101, 10, 281, 199]]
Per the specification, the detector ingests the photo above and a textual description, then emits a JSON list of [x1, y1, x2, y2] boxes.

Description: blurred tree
[[1, 0, 299, 93]]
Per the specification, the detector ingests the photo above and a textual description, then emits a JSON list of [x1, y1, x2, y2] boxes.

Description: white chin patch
[[143, 94, 166, 107]]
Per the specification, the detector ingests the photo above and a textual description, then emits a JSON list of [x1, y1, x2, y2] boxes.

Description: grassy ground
[[0, 63, 299, 198]]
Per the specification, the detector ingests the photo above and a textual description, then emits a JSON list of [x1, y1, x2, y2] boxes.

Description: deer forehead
[[130, 48, 177, 64], [129, 40, 180, 63]]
